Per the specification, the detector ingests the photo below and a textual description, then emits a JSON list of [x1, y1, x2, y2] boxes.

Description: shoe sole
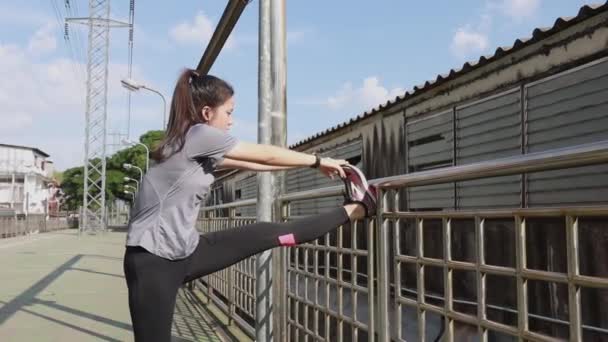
[[342, 165, 370, 202]]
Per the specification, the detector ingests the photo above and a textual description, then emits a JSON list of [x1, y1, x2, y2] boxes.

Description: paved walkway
[[0, 229, 228, 341]]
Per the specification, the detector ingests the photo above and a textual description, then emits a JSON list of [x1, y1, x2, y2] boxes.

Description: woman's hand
[[318, 157, 349, 179]]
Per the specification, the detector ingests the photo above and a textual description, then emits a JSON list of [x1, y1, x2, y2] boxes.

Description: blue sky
[[0, 0, 595, 171]]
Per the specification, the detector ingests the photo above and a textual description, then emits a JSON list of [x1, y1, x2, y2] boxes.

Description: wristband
[[310, 154, 321, 168]]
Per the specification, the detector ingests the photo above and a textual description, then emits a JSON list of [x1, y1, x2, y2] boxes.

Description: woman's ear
[[201, 106, 213, 122]]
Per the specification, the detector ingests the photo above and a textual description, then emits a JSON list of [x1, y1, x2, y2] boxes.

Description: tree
[[59, 130, 165, 210]]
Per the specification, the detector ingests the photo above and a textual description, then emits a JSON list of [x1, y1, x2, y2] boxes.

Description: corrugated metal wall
[[455, 89, 522, 209], [526, 58, 608, 206], [405, 110, 454, 210], [403, 58, 608, 210]]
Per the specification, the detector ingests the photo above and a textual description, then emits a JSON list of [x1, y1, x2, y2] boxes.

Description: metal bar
[[443, 217, 454, 342], [367, 217, 376, 342], [370, 140, 608, 189], [416, 218, 426, 342], [352, 220, 359, 341], [338, 226, 343, 342], [476, 216, 488, 342], [256, 0, 287, 340], [196, 0, 250, 74], [228, 207, 236, 325], [376, 189, 390, 341], [394, 216, 402, 340], [515, 216, 528, 341], [381, 206, 608, 219], [566, 216, 582, 342], [256, 1, 273, 340]]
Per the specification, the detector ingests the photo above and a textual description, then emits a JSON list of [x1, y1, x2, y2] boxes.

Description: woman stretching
[[123, 69, 377, 342]]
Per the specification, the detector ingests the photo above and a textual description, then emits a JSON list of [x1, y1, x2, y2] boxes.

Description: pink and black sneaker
[[341, 165, 378, 217]]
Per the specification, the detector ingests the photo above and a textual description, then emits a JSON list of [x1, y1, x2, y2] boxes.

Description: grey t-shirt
[[125, 124, 238, 260]]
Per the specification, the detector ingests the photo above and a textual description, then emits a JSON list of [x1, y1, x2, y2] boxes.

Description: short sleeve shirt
[[125, 124, 238, 260]]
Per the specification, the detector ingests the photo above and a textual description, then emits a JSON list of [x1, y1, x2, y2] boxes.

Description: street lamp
[[123, 163, 143, 184], [124, 190, 134, 204], [125, 184, 137, 193], [122, 138, 149, 172], [120, 78, 167, 129], [124, 176, 139, 190]]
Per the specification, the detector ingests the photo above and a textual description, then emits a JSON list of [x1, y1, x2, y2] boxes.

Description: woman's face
[[202, 96, 234, 131]]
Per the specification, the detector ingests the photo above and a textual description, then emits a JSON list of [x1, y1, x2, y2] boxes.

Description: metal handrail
[[202, 140, 608, 210], [373, 139, 608, 189]]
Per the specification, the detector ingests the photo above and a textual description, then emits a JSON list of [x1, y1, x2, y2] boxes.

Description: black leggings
[[123, 207, 350, 342]]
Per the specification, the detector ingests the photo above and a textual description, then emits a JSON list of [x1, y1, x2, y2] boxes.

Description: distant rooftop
[[0, 143, 51, 158]]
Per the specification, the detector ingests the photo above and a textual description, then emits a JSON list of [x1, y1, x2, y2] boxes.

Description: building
[[209, 3, 608, 340], [0, 143, 56, 215]]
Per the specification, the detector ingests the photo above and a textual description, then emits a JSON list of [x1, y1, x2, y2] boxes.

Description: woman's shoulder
[[187, 123, 227, 138]]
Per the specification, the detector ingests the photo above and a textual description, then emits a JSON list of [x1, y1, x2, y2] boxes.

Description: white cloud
[[501, 0, 541, 19], [326, 77, 404, 112], [450, 0, 540, 59], [169, 11, 235, 49], [450, 26, 489, 59], [0, 21, 146, 170]]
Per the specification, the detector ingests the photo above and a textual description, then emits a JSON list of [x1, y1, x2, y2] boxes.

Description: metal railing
[[191, 140, 608, 342], [0, 215, 70, 238]]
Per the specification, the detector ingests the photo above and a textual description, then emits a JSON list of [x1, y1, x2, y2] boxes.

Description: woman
[[123, 69, 377, 341]]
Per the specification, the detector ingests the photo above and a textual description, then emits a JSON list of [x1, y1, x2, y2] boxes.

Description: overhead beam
[[196, 0, 251, 74]]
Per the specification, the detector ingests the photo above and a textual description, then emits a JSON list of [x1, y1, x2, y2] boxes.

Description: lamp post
[[125, 184, 137, 194], [122, 139, 149, 172], [124, 190, 134, 206], [123, 176, 139, 191], [120, 78, 167, 129], [123, 163, 143, 184]]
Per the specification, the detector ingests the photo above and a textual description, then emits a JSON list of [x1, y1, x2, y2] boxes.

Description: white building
[[0, 144, 55, 215]]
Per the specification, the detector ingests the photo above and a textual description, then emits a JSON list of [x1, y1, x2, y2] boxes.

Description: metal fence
[[0, 214, 71, 238], [190, 140, 608, 342]]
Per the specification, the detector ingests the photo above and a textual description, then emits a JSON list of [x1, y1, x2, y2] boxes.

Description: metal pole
[[135, 142, 150, 172], [376, 189, 390, 341], [256, 0, 286, 340], [142, 86, 167, 130], [256, 0, 273, 340], [270, 0, 287, 340]]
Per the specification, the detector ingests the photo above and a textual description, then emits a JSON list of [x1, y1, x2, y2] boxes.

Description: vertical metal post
[[566, 216, 582, 342], [228, 207, 236, 325], [10, 173, 15, 209], [443, 218, 454, 341], [257, 0, 286, 340], [515, 216, 528, 341], [376, 189, 390, 341]]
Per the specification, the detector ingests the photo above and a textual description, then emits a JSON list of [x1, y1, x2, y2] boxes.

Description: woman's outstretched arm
[[221, 141, 348, 178], [217, 158, 294, 171]]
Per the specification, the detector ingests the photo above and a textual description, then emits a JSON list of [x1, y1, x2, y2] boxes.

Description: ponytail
[[151, 69, 234, 162]]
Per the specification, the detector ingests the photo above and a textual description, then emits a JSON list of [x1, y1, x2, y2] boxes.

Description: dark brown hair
[[151, 69, 234, 162]]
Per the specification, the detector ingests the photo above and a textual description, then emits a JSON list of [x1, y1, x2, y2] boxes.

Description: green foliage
[[53, 170, 64, 183], [59, 130, 165, 210], [60, 166, 84, 211]]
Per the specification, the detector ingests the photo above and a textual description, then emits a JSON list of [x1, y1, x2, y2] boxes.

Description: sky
[[0, 0, 597, 171]]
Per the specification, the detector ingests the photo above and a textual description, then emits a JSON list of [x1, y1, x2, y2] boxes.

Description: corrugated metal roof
[[290, 2, 608, 149]]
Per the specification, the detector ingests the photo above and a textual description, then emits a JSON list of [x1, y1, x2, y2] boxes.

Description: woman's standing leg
[[184, 205, 365, 282], [124, 246, 188, 342]]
